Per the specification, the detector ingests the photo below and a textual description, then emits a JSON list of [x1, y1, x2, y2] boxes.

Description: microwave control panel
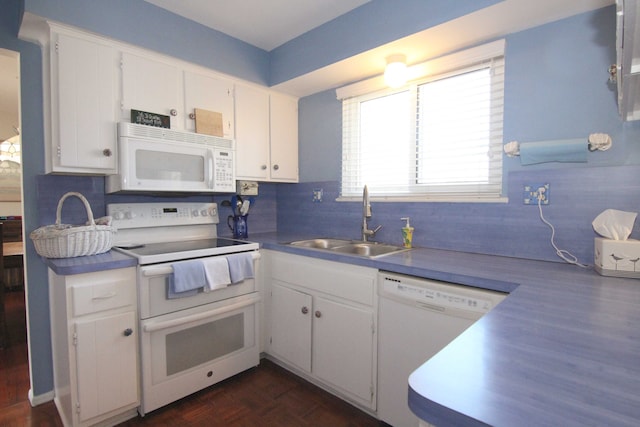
[[213, 148, 235, 192]]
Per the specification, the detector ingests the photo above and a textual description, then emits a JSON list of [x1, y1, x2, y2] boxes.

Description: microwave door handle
[[208, 151, 214, 190]]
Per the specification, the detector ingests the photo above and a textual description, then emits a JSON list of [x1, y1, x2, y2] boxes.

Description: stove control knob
[[113, 211, 125, 220], [200, 209, 209, 216], [209, 208, 217, 217], [192, 210, 200, 217], [125, 212, 136, 220]]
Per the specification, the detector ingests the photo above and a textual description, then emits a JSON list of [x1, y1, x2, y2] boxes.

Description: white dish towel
[[202, 257, 232, 291]]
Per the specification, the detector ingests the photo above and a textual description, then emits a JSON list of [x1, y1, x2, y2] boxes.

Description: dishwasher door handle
[[416, 302, 445, 312]]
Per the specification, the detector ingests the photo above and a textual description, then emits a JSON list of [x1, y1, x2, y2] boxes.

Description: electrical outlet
[[523, 183, 550, 205], [312, 188, 323, 203]]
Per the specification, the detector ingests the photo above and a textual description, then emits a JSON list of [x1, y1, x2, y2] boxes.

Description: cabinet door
[[74, 311, 138, 422], [121, 52, 182, 128], [313, 296, 375, 408], [270, 282, 312, 372], [54, 33, 117, 173], [269, 93, 299, 182], [184, 71, 234, 138], [235, 84, 270, 180]]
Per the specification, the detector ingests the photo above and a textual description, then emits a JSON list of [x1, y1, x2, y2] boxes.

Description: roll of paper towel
[[519, 139, 588, 165]]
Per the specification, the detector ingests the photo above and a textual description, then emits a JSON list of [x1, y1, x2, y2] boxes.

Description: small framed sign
[[131, 109, 170, 128]]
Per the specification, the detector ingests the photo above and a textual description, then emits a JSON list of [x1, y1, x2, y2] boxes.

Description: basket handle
[[55, 192, 96, 227]]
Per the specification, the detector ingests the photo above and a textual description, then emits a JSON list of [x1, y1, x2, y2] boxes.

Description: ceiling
[[143, 0, 615, 97], [143, 0, 371, 51]]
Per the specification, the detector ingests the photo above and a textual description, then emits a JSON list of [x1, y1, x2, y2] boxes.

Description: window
[[338, 40, 505, 201]]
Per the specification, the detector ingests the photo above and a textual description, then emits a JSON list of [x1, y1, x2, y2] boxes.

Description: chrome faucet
[[362, 185, 382, 241]]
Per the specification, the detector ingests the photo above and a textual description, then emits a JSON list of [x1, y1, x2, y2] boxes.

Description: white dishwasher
[[377, 271, 506, 427]]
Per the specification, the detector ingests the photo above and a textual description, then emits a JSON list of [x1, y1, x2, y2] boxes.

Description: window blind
[[340, 42, 505, 201]]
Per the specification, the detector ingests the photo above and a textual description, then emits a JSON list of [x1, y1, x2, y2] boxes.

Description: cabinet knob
[[170, 109, 178, 116], [261, 165, 267, 170], [273, 164, 280, 171], [301, 306, 309, 315], [123, 328, 133, 337], [314, 311, 322, 318], [102, 148, 113, 157], [189, 112, 196, 120]]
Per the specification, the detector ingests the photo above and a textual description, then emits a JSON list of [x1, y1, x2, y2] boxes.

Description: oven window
[[165, 314, 244, 376], [136, 150, 205, 182]]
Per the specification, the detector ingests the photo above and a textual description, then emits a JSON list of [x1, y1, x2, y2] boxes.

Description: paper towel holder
[[503, 133, 612, 157]]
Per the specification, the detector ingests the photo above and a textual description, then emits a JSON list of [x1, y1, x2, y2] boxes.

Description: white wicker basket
[[30, 192, 115, 258]]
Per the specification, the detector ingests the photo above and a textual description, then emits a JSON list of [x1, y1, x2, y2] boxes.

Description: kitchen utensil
[[240, 200, 250, 216]]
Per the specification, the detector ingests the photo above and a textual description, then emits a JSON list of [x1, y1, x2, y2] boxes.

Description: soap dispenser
[[401, 217, 414, 248]]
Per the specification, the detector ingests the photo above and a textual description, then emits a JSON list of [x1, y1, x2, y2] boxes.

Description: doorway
[[0, 47, 28, 411]]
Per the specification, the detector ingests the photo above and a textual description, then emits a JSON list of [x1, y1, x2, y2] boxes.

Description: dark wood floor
[[0, 290, 385, 426]]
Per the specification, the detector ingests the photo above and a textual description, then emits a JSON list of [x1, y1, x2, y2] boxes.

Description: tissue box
[[594, 237, 640, 278]]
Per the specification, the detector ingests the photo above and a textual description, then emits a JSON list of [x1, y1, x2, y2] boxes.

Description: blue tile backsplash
[[35, 164, 640, 265], [35, 175, 279, 239], [276, 165, 640, 265]]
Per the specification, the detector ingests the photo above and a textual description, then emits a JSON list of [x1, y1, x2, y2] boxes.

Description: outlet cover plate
[[523, 183, 550, 205], [313, 188, 323, 203]]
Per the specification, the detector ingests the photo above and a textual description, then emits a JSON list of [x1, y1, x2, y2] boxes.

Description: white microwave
[[106, 123, 235, 194]]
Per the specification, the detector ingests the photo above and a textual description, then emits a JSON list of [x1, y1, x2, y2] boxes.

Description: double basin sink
[[288, 238, 409, 258]]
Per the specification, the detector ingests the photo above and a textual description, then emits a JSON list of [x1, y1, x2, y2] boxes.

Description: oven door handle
[[141, 251, 261, 278], [142, 294, 261, 333]]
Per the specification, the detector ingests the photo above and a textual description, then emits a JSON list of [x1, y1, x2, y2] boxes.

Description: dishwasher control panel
[[379, 272, 505, 315]]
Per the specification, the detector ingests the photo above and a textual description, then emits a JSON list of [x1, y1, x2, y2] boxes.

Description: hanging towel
[[227, 252, 254, 284], [202, 257, 232, 291], [519, 139, 588, 165], [168, 259, 207, 298]]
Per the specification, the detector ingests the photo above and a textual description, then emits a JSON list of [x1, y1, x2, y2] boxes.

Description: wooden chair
[[0, 222, 7, 349]]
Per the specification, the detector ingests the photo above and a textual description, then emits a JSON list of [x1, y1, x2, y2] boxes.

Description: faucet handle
[[372, 225, 382, 233]]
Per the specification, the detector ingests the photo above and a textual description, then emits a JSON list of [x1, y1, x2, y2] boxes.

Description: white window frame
[[337, 40, 507, 203]]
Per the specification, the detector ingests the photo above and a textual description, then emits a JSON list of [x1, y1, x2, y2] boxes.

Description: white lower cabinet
[[49, 267, 139, 427], [265, 251, 377, 411]]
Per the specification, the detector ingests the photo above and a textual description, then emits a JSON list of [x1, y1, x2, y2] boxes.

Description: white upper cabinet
[[50, 30, 119, 174], [235, 85, 299, 182], [183, 71, 235, 138], [235, 84, 271, 180], [121, 53, 182, 128], [269, 92, 299, 182], [616, 0, 640, 121], [19, 18, 298, 177]]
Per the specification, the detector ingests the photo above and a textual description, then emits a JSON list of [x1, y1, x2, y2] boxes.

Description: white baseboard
[[28, 388, 54, 407]]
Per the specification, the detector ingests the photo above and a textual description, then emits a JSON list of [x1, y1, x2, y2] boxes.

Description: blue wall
[[286, 7, 640, 264], [2, 0, 640, 402], [270, 0, 501, 85]]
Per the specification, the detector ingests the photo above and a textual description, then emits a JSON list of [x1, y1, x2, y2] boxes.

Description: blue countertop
[[253, 232, 640, 427], [43, 249, 137, 275], [45, 233, 640, 425]]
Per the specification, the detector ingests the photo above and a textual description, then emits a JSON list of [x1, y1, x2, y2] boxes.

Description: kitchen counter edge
[[43, 249, 137, 275]]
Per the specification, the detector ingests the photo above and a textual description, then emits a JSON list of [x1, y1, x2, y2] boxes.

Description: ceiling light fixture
[[384, 54, 408, 88]]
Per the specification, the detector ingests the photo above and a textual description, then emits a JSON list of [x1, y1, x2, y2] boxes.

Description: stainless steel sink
[[289, 238, 353, 249], [330, 242, 409, 257], [288, 239, 409, 258]]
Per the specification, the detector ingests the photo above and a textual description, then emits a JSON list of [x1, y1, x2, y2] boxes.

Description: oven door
[[137, 253, 260, 319], [139, 292, 260, 415]]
